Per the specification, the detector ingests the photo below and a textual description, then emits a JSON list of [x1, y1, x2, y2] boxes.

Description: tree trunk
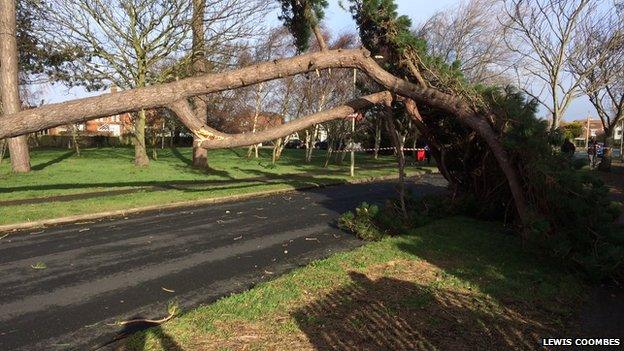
[[272, 137, 282, 164], [133, 109, 149, 166], [312, 24, 328, 51], [384, 109, 407, 219], [323, 136, 334, 168], [247, 83, 263, 159], [373, 118, 381, 159], [71, 124, 80, 156], [190, 0, 209, 169], [304, 125, 318, 163], [192, 140, 208, 167], [0, 139, 6, 164], [0, 0, 30, 173]]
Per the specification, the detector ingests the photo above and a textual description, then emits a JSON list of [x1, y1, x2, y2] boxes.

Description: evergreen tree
[[277, 0, 328, 52]]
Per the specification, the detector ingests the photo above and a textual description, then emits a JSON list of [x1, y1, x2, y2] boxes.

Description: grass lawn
[[0, 147, 435, 226], [119, 217, 586, 351]]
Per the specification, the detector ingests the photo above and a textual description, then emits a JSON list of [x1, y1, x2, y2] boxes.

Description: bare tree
[[43, 0, 192, 166], [188, 0, 272, 168], [570, 7, 624, 169], [0, 0, 31, 173], [503, 0, 611, 130], [418, 0, 513, 85]]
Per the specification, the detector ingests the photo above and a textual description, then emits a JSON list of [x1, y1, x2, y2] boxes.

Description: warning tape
[[332, 147, 426, 153]]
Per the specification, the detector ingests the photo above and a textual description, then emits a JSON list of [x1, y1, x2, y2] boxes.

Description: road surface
[[0, 174, 446, 350]]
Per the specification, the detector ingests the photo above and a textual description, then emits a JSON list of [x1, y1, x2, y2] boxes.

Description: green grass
[[121, 217, 586, 351], [0, 147, 436, 225]]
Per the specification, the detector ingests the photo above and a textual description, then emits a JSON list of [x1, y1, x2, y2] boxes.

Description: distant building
[[44, 87, 133, 137], [567, 116, 623, 147]]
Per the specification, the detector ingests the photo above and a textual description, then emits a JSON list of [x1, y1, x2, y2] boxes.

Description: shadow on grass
[[0, 162, 350, 195], [169, 147, 192, 167], [293, 271, 552, 350], [31, 150, 75, 171], [115, 317, 183, 351], [391, 218, 586, 306]]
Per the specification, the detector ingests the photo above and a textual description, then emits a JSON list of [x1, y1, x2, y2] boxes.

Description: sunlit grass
[[121, 217, 586, 350], [0, 147, 436, 225]]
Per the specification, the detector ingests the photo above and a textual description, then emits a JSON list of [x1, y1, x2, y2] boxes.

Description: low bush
[[338, 202, 386, 241]]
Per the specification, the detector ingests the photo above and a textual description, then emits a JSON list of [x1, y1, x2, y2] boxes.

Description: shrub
[[338, 202, 386, 241]]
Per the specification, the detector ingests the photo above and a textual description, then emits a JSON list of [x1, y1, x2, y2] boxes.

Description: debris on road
[[30, 262, 47, 270]]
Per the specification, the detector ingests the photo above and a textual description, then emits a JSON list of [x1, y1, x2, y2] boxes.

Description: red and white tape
[[332, 147, 426, 153]]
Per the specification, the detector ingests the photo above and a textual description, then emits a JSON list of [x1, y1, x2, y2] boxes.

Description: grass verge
[[118, 217, 586, 351], [0, 147, 435, 226]]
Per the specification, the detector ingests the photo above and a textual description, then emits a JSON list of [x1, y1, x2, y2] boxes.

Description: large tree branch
[[197, 92, 391, 149], [0, 47, 529, 225], [0, 48, 479, 139]]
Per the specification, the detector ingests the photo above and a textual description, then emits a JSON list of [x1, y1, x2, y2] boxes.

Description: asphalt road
[[0, 174, 446, 351]]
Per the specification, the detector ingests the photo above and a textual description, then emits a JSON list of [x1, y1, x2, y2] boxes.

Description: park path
[[0, 175, 447, 351]]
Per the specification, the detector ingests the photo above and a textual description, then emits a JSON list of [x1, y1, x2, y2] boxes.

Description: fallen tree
[[2, 0, 620, 279], [0, 46, 529, 227]]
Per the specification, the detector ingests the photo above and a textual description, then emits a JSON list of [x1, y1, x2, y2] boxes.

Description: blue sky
[[40, 0, 593, 121]]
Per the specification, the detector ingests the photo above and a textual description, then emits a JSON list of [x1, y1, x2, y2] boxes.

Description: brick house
[[44, 87, 133, 137]]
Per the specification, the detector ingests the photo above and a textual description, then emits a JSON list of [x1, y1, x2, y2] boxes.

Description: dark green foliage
[[475, 87, 623, 280], [341, 0, 623, 280], [277, 0, 328, 52], [16, 0, 80, 83], [346, 0, 426, 78], [338, 202, 386, 241], [346, 0, 424, 55]]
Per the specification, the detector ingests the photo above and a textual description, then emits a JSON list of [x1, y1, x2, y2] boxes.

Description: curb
[[0, 171, 435, 234]]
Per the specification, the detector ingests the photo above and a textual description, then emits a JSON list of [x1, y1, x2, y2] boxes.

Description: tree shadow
[[292, 271, 552, 351], [115, 317, 183, 351], [169, 147, 192, 166], [31, 150, 75, 171], [390, 218, 577, 305]]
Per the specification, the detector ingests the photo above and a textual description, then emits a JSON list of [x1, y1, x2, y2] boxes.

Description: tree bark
[[373, 117, 381, 159], [0, 139, 6, 164], [312, 24, 328, 51], [0, 49, 375, 138], [384, 106, 407, 219], [71, 124, 80, 156], [133, 109, 149, 166], [195, 92, 392, 150], [191, 0, 209, 168], [0, 0, 30, 173], [272, 137, 282, 164]]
